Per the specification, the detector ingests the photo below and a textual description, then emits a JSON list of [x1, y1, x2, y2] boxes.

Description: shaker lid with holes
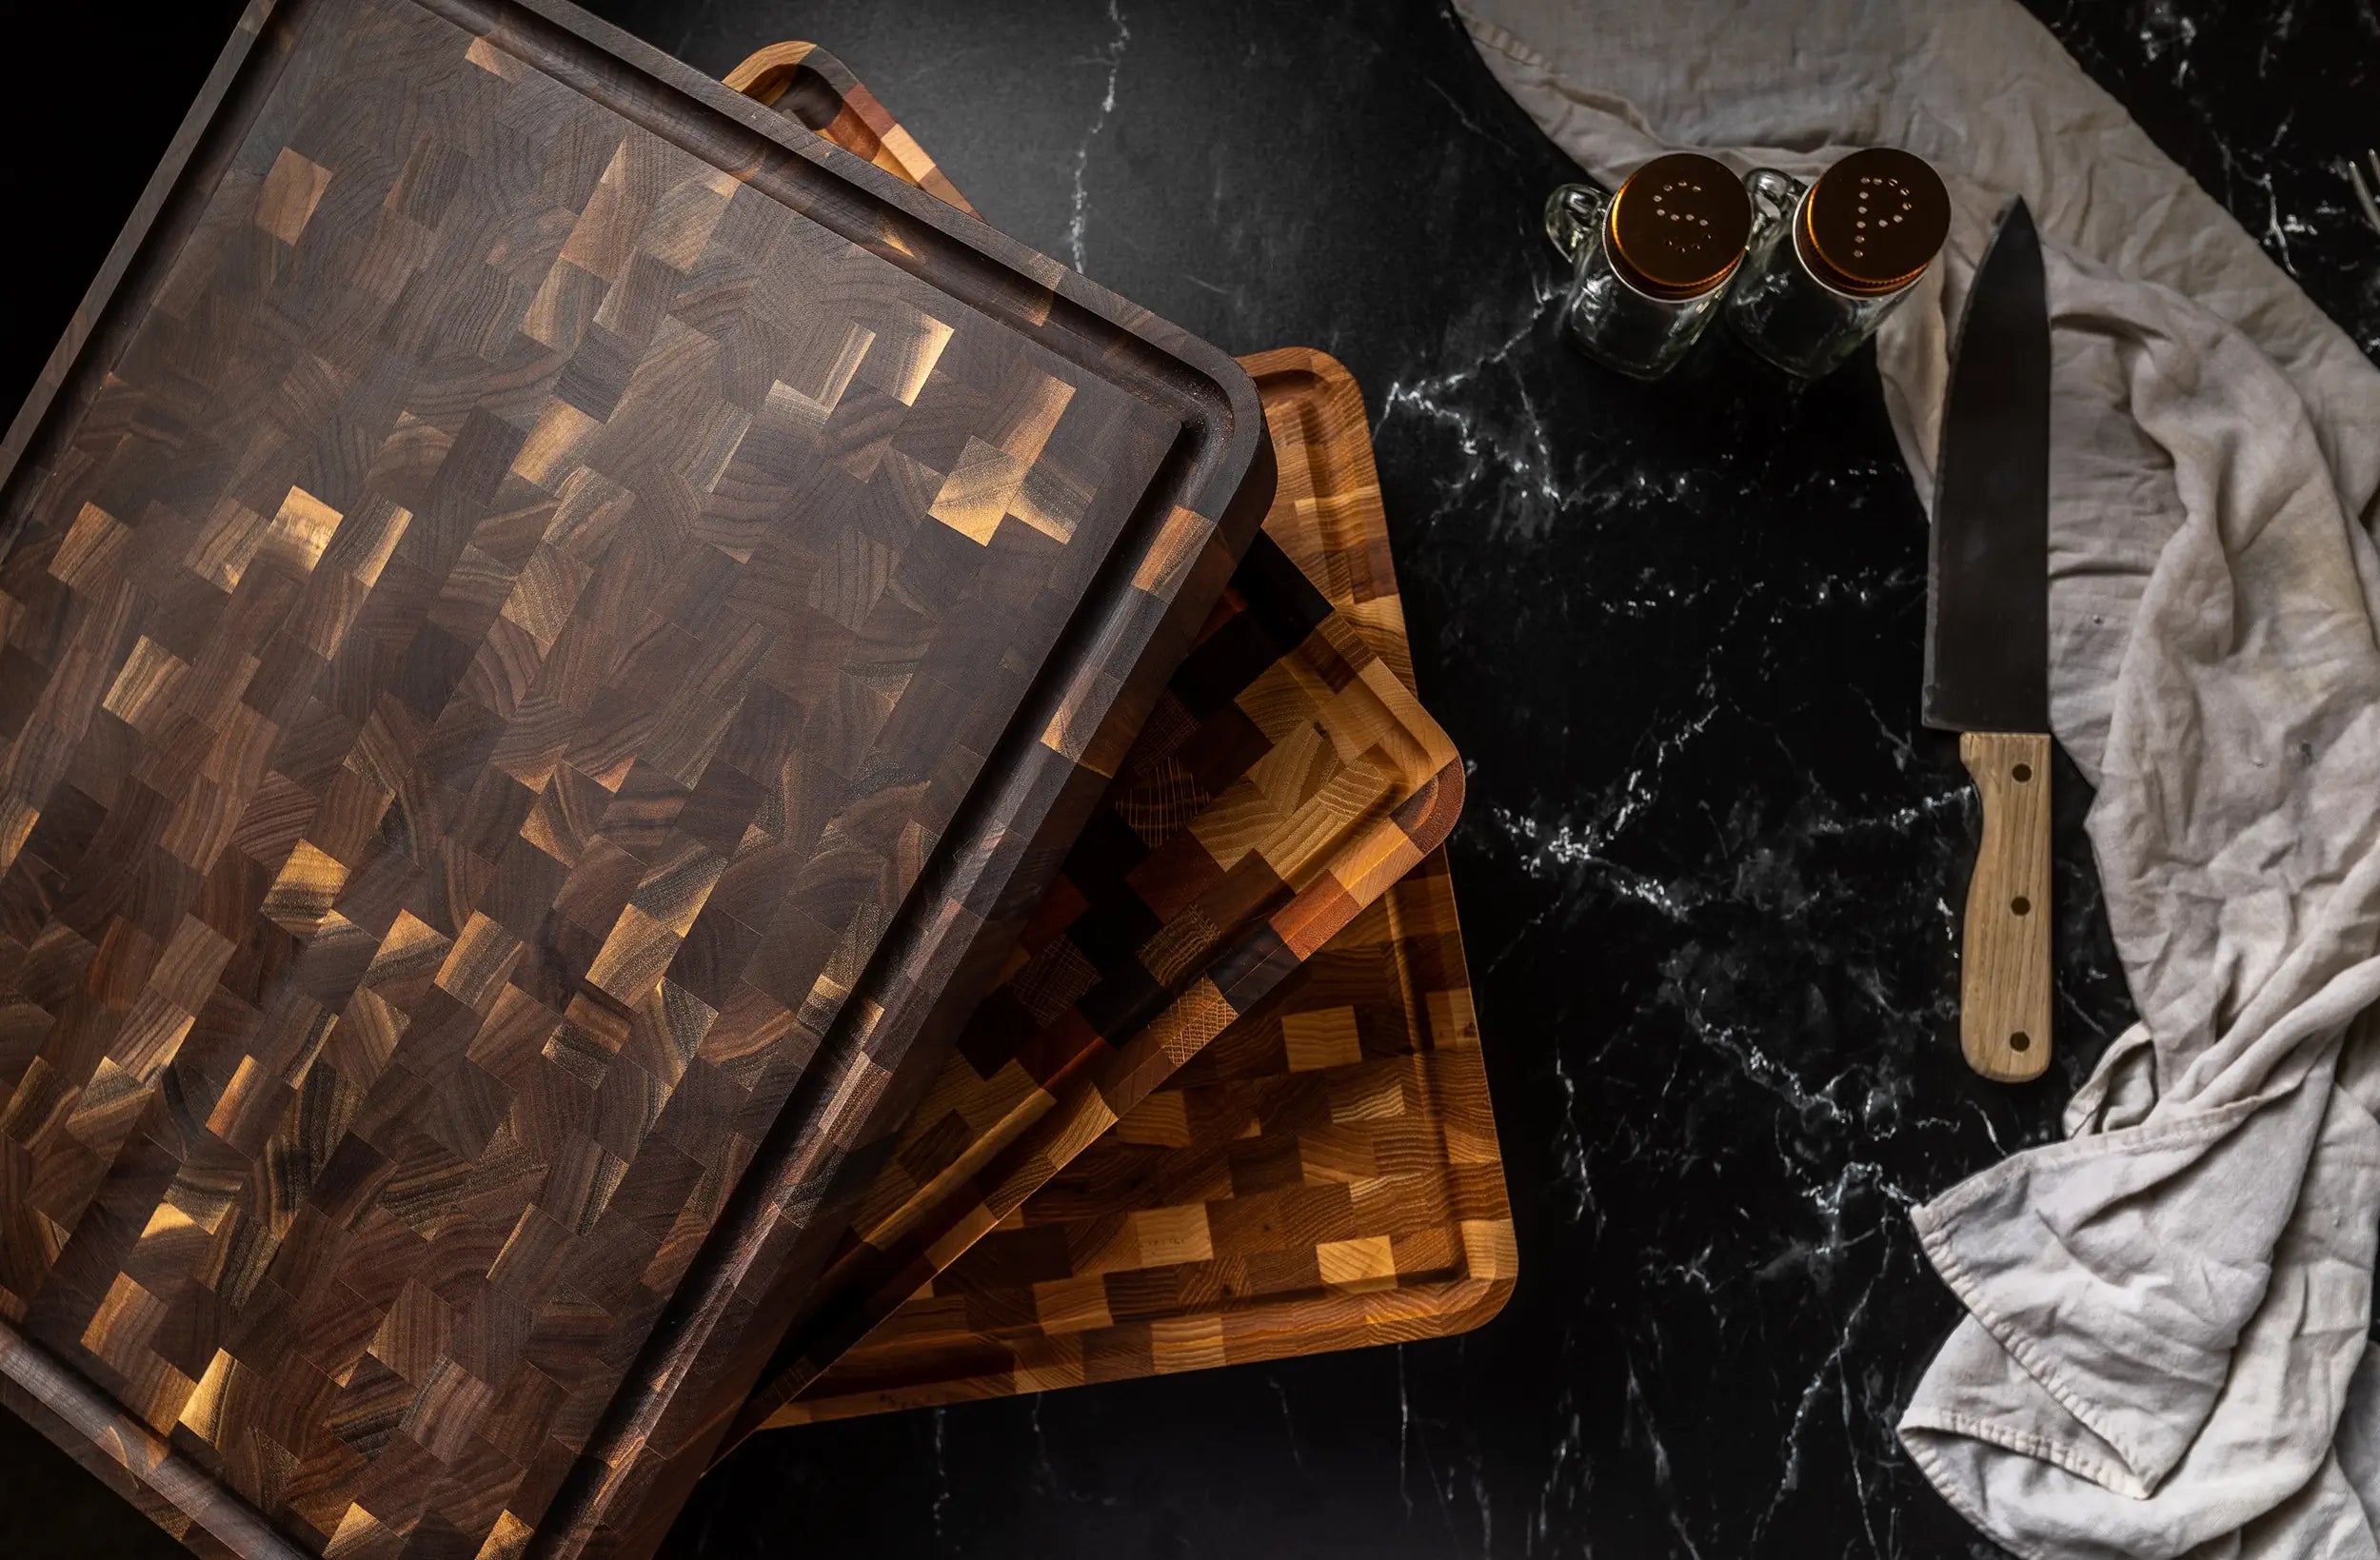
[[1801, 148, 1952, 295], [1608, 152, 1752, 300]]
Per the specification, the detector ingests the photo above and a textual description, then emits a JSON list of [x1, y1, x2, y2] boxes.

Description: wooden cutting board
[[0, 5, 1272, 1558], [722, 42, 979, 222], [720, 47, 1512, 1434], [727, 374, 1464, 1441], [771, 847, 1510, 1423]]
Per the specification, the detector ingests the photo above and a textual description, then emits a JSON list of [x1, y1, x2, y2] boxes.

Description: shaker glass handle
[[1743, 168, 1804, 234], [1543, 183, 1610, 264]]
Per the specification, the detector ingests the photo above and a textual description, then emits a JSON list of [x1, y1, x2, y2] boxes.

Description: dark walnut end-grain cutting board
[[0, 1, 1273, 1557]]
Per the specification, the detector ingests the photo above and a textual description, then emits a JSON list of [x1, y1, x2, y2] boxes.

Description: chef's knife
[[1924, 198, 2053, 1083]]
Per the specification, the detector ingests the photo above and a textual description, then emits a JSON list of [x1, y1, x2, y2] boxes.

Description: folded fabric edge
[[1901, 1400, 2148, 1499], [1911, 1096, 2258, 1232], [1905, 1205, 2166, 1498], [1451, 4, 1552, 71], [1900, 1414, 2090, 1560]]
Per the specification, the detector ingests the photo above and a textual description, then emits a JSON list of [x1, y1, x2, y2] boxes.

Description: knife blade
[[1923, 197, 2053, 1083]]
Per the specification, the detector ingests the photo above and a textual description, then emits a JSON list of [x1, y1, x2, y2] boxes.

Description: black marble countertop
[[2, 3, 2375, 1557]]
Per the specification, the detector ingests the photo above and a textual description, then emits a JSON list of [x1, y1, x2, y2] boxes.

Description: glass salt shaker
[[1543, 152, 1752, 381], [1722, 147, 1951, 379]]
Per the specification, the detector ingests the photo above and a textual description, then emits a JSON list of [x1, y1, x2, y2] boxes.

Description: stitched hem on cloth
[[1910, 1171, 2247, 1499], [1453, 6, 1552, 70], [1900, 1398, 2150, 1502], [1901, 1425, 2065, 1560]]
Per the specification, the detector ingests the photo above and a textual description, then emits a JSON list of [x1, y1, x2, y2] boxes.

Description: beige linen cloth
[[1454, 1, 2380, 1554]]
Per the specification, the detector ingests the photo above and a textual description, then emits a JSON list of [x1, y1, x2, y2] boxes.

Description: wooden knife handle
[[1957, 731, 2053, 1081]]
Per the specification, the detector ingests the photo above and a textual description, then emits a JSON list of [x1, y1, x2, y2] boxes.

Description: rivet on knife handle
[[1957, 732, 2052, 1081]]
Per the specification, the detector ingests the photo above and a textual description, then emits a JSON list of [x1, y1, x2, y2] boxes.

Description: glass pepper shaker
[[1722, 147, 1951, 379], [1543, 152, 1752, 381]]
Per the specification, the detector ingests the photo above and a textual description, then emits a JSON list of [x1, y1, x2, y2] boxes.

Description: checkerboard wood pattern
[[0, 5, 1271, 1558], [725, 355, 1464, 1433], [770, 849, 1511, 1424], [756, 355, 1511, 1427]]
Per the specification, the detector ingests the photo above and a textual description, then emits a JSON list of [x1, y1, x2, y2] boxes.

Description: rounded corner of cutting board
[[1187, 347, 1279, 531], [1410, 758, 1468, 857]]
